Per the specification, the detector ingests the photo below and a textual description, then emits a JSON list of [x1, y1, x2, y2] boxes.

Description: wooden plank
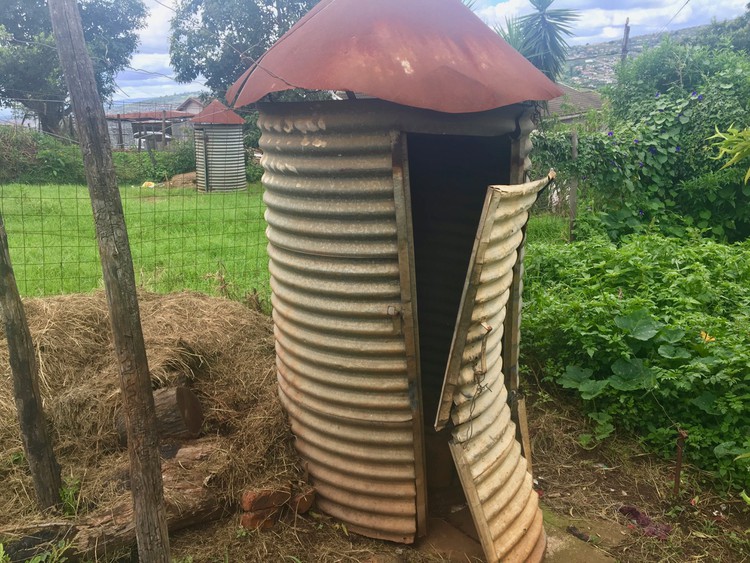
[[47, 0, 170, 560], [449, 442, 498, 563], [502, 224, 534, 471], [116, 386, 204, 446], [4, 440, 226, 562], [390, 132, 428, 537], [0, 214, 62, 511], [434, 189, 501, 431], [516, 397, 533, 475]]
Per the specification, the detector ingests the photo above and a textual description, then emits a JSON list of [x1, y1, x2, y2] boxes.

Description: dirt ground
[[0, 293, 748, 562]]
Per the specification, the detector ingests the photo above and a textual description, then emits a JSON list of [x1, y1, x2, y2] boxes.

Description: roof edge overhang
[[227, 0, 563, 114]]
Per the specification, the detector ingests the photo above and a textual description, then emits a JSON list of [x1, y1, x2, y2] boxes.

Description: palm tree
[[494, 16, 525, 53], [498, 0, 579, 82]]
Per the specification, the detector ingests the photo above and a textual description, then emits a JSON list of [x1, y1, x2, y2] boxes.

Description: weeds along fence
[[0, 120, 269, 300]]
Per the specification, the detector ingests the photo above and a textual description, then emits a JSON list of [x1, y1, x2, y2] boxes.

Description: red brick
[[240, 507, 280, 531], [240, 486, 291, 512], [290, 487, 316, 515]]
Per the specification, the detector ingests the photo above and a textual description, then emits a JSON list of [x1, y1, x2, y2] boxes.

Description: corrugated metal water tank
[[258, 98, 548, 560], [191, 100, 247, 192]]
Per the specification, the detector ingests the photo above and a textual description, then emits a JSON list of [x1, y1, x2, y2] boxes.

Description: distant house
[[105, 109, 194, 149], [546, 83, 603, 123], [176, 97, 205, 115]]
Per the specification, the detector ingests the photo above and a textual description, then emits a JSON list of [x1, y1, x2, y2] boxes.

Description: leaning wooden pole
[[0, 214, 62, 511], [47, 0, 170, 560]]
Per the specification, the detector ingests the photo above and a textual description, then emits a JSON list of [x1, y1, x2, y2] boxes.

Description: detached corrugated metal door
[[434, 174, 555, 563]]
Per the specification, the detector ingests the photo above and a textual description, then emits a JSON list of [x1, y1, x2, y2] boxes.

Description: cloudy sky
[[113, 0, 748, 101]]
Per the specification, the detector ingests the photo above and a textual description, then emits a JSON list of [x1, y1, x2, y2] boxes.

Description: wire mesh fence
[[0, 103, 269, 301]]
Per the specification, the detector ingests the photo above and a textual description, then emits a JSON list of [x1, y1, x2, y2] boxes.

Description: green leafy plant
[[26, 540, 71, 563], [60, 477, 81, 516], [523, 231, 750, 488], [710, 124, 750, 183]]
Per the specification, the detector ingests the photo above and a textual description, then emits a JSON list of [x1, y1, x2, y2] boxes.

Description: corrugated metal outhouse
[[191, 100, 247, 192], [227, 1, 561, 560]]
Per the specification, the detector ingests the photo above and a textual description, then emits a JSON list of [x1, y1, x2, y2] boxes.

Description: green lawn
[[0, 183, 269, 297]]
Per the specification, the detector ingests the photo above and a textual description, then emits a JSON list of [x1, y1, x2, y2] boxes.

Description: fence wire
[[0, 102, 269, 301]]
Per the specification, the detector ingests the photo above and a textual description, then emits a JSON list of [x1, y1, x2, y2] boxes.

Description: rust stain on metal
[[227, 0, 562, 113]]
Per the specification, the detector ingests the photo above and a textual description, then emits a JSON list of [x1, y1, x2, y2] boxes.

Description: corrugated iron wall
[[446, 177, 549, 563], [194, 124, 246, 192], [259, 107, 419, 543]]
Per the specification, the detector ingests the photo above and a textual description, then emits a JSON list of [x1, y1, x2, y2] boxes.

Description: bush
[[113, 140, 196, 185], [523, 231, 750, 488], [246, 161, 263, 183], [0, 125, 197, 185]]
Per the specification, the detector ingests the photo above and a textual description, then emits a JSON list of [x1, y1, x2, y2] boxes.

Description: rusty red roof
[[227, 0, 563, 114], [105, 110, 193, 120], [190, 99, 246, 125]]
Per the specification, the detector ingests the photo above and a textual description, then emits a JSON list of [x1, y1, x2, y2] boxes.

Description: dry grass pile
[[0, 291, 446, 562], [0, 291, 300, 527]]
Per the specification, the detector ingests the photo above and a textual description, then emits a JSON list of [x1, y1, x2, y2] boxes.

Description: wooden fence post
[[46, 0, 170, 560], [621, 18, 631, 63], [569, 130, 579, 242], [117, 114, 124, 149], [0, 214, 62, 511]]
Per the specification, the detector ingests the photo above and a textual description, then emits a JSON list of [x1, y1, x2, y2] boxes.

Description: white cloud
[[137, 0, 177, 54], [113, 0, 206, 100], [478, 0, 747, 45]]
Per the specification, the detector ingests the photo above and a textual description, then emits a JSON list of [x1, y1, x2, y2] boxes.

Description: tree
[[0, 0, 147, 134], [170, 0, 319, 97], [495, 16, 525, 54], [497, 0, 578, 82]]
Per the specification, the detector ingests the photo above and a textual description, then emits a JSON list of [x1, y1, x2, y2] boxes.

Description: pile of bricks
[[239, 483, 316, 530]]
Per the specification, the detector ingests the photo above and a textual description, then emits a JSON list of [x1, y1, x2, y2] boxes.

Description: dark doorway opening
[[406, 132, 511, 424], [405, 132, 511, 536]]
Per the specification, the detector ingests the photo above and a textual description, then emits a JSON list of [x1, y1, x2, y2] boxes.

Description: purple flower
[[655, 92, 661, 98], [676, 146, 681, 152], [649, 146, 657, 154], [638, 210, 645, 216], [691, 91, 697, 97], [634, 139, 640, 144], [639, 161, 644, 168], [698, 94, 704, 101], [608, 131, 614, 136]]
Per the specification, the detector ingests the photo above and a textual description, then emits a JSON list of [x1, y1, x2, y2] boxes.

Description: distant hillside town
[[563, 23, 715, 89]]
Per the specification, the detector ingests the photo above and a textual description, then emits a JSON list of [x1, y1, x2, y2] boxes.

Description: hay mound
[[0, 291, 300, 526]]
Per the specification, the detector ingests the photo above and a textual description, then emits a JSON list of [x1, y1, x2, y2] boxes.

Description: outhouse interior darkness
[[405, 132, 513, 489], [407, 133, 512, 420]]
